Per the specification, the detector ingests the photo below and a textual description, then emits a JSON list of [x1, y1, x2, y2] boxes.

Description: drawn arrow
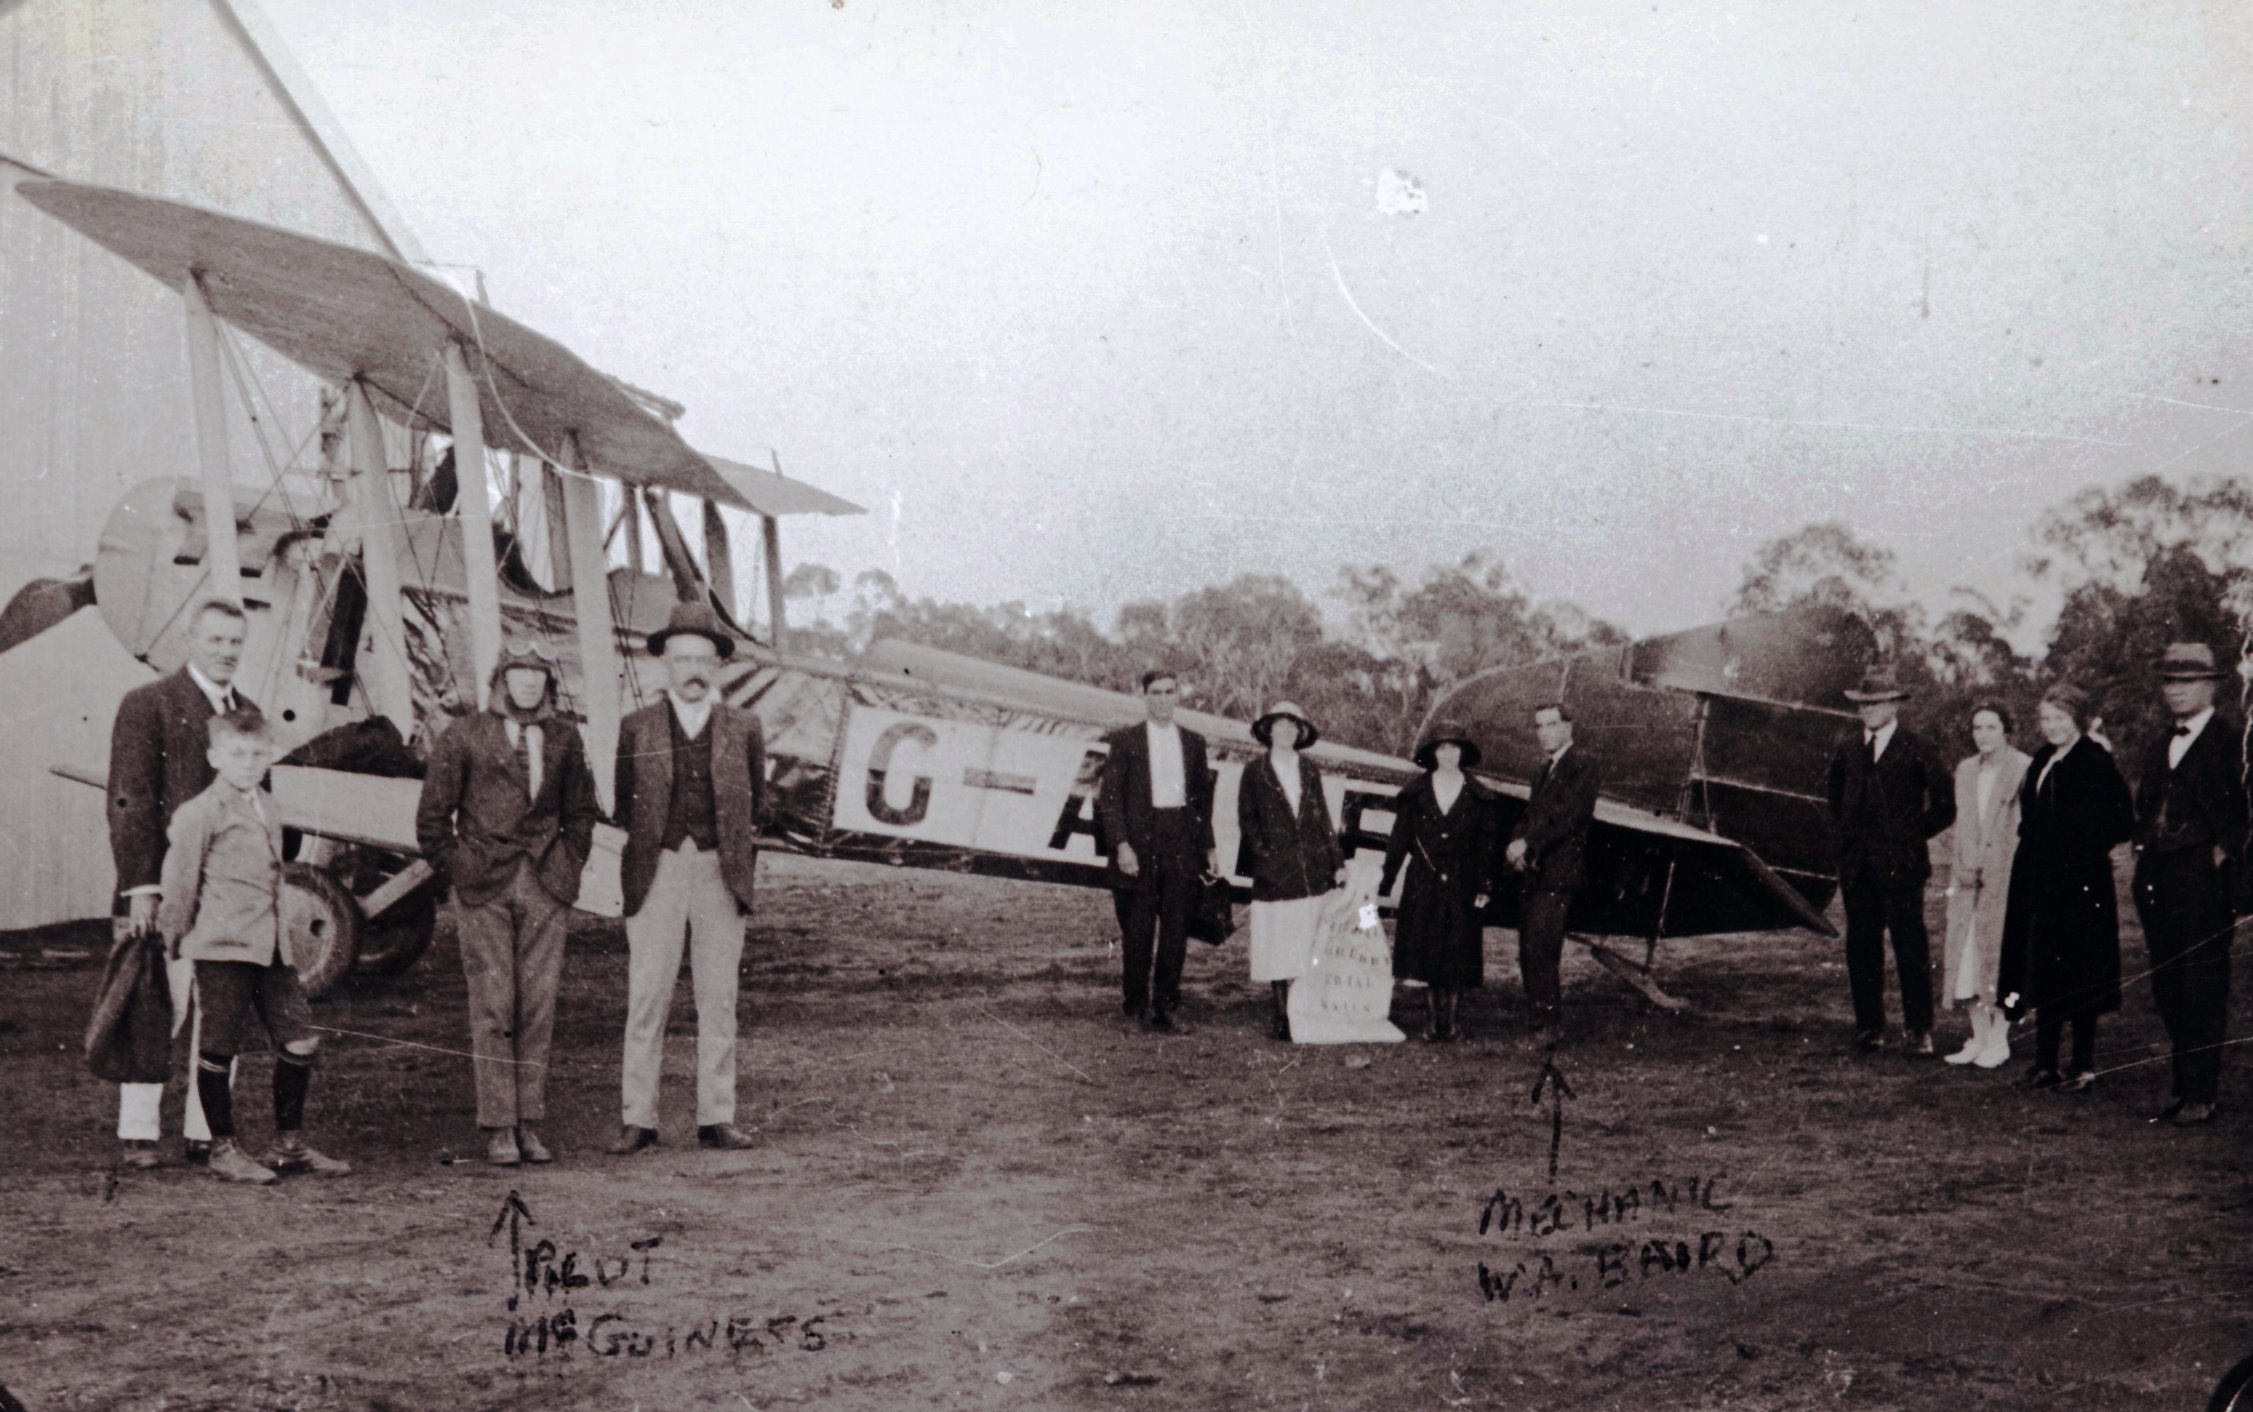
[[1530, 1054, 1575, 1184], [489, 1189, 535, 1310]]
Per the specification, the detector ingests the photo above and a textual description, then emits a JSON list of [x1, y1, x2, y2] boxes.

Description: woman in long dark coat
[[1996, 683, 2134, 1092], [1237, 700, 1346, 1041], [1380, 719, 1498, 1042]]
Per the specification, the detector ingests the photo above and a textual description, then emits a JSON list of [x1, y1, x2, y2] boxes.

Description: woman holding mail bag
[[1381, 720, 1499, 1042], [1237, 701, 1347, 1041]]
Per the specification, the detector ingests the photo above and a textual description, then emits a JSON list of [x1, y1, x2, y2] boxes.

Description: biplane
[[10, 175, 1852, 1010]]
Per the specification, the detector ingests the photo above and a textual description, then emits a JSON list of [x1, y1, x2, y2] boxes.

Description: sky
[[259, 0, 2253, 643]]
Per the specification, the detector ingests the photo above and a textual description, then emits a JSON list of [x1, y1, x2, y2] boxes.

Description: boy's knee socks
[[195, 1055, 235, 1140], [273, 1050, 314, 1133]]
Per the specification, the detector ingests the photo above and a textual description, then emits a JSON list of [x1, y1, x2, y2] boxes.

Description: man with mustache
[[608, 602, 767, 1155]]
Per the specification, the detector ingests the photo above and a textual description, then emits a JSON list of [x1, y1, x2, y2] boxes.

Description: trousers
[[1841, 869, 1935, 1033], [454, 859, 569, 1129], [2134, 848, 2235, 1106], [116, 924, 222, 1143], [1519, 889, 1572, 1023], [1116, 808, 1199, 1015], [622, 844, 745, 1129]]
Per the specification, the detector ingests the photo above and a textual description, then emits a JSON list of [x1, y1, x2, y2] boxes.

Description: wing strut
[[181, 274, 242, 606]]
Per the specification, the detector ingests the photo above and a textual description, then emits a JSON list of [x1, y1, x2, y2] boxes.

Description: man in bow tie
[[1826, 663, 1955, 1054], [2130, 642, 2245, 1127], [1505, 703, 1600, 1032]]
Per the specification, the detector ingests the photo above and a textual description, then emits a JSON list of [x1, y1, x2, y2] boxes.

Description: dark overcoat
[[414, 707, 600, 908], [1997, 738, 2134, 1019], [1094, 722, 1215, 893], [1381, 771, 1499, 987], [2133, 713, 2248, 876], [614, 700, 767, 917], [1234, 752, 1343, 903]]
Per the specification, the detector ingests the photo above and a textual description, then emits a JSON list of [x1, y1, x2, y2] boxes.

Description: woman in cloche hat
[[1380, 720, 1499, 1041], [1236, 701, 1347, 1040]]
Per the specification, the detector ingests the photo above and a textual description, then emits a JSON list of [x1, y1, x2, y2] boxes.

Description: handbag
[[1187, 872, 1236, 946], [85, 927, 174, 1084]]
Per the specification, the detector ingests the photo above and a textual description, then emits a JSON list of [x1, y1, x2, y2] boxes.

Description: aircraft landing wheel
[[355, 890, 437, 975], [281, 862, 362, 999]]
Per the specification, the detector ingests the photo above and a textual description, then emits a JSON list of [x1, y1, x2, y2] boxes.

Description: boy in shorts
[[159, 706, 352, 1184]]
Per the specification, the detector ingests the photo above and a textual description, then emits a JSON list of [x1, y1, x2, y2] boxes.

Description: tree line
[[782, 473, 2253, 775]]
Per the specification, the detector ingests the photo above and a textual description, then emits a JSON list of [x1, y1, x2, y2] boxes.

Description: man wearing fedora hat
[[608, 602, 767, 1154], [1096, 668, 1217, 1034], [1826, 662, 1955, 1054], [2130, 641, 2245, 1126], [416, 639, 602, 1165]]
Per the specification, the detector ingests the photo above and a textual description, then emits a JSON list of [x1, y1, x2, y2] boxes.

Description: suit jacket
[[1826, 725, 1954, 886], [1513, 745, 1600, 893], [415, 707, 600, 908], [1234, 752, 1343, 903], [1094, 720, 1214, 893], [106, 668, 259, 908], [615, 698, 766, 917], [158, 780, 288, 967], [2133, 714, 2247, 864]]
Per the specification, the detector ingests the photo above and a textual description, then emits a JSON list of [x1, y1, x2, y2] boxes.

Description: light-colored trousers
[[455, 860, 569, 1130], [622, 845, 745, 1130], [115, 924, 226, 1142]]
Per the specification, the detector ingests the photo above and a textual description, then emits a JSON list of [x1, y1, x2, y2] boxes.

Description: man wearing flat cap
[[416, 639, 601, 1166], [609, 602, 767, 1154], [1826, 663, 1955, 1054], [2130, 642, 2245, 1127]]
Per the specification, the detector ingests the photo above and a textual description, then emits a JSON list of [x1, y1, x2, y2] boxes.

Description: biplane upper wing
[[14, 177, 745, 508]]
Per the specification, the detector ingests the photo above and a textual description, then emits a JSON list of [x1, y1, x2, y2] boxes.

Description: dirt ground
[[1, 854, 2248, 1412]]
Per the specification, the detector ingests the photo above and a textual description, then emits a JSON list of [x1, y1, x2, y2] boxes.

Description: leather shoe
[[1146, 1009, 1191, 1035], [265, 1136, 354, 1177], [516, 1126, 554, 1164], [487, 1129, 522, 1166], [697, 1123, 755, 1150], [2170, 1102, 2217, 1126], [2025, 1067, 2063, 1091], [607, 1125, 660, 1156], [1852, 1028, 1885, 1053], [207, 1139, 278, 1185], [1903, 1030, 1934, 1056], [2153, 1097, 2187, 1123], [2056, 1070, 2096, 1094], [183, 1139, 212, 1167], [118, 1139, 162, 1170]]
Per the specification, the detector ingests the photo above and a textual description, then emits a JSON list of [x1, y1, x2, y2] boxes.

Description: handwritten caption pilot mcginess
[[1473, 1173, 1775, 1307], [489, 1192, 845, 1362]]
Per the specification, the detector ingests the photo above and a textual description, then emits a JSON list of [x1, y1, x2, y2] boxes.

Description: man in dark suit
[[1825, 663, 1956, 1054], [2131, 642, 2246, 1127], [1096, 669, 1216, 1034], [608, 603, 766, 1156], [415, 641, 600, 1166], [105, 597, 257, 1168], [1506, 702, 1601, 1031]]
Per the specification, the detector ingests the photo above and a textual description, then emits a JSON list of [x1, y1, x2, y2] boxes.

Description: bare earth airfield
[[1, 851, 2245, 1411]]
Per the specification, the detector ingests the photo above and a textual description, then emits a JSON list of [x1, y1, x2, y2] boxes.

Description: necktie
[[2175, 725, 2193, 737], [1865, 733, 1878, 766], [512, 721, 533, 794]]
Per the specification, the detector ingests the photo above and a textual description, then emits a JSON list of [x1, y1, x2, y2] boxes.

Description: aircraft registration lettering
[[837, 706, 1111, 861]]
